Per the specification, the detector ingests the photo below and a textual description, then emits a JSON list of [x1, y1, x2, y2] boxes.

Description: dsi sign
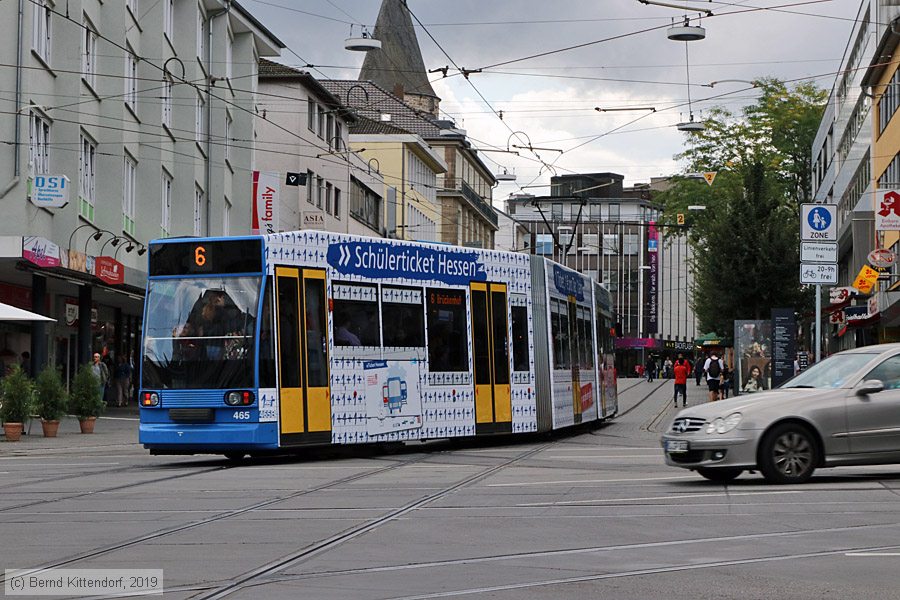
[[29, 175, 69, 209], [327, 241, 486, 286], [552, 264, 585, 301]]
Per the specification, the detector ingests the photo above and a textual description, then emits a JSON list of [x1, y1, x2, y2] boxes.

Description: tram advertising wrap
[[138, 231, 618, 458]]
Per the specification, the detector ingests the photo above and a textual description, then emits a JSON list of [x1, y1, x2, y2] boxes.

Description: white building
[[0, 0, 283, 379]]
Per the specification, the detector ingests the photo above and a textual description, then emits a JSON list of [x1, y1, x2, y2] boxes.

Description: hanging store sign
[[830, 286, 857, 304], [647, 221, 659, 334], [876, 190, 900, 231], [868, 248, 896, 269], [251, 171, 280, 235], [22, 236, 61, 268], [852, 265, 880, 295], [94, 256, 124, 285], [29, 175, 70, 209]]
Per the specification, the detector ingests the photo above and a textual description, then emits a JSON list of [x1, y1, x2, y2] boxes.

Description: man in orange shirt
[[673, 354, 691, 407]]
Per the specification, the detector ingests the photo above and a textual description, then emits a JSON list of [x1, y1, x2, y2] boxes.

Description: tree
[[659, 79, 826, 334]]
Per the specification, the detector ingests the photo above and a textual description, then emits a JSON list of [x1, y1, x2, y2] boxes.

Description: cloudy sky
[[245, 0, 861, 203]]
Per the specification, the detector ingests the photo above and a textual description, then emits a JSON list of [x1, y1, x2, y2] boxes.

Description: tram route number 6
[[191, 244, 212, 272]]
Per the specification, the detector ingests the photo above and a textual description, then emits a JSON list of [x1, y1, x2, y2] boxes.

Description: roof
[[320, 80, 441, 137], [351, 116, 413, 135], [359, 0, 437, 100], [258, 59, 356, 123], [231, 1, 286, 50]]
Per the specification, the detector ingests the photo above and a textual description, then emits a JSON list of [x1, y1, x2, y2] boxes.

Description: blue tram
[[139, 231, 618, 457]]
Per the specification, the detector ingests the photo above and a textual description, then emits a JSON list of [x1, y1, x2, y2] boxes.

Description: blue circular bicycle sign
[[807, 207, 831, 231]]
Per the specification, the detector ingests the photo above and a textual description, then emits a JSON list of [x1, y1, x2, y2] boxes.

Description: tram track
[[0, 451, 439, 586], [186, 442, 553, 600]]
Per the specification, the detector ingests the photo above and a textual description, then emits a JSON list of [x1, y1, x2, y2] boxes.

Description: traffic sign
[[703, 172, 717, 186], [800, 263, 837, 285], [29, 174, 69, 209], [676, 213, 685, 225], [801, 242, 837, 263], [800, 204, 837, 241]]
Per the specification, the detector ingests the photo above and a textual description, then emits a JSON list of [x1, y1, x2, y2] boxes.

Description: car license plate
[[666, 440, 689, 453]]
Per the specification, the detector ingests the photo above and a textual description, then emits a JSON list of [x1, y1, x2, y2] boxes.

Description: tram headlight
[[225, 391, 254, 406], [141, 392, 160, 407]]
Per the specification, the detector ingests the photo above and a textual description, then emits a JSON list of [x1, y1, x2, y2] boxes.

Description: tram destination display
[[149, 239, 263, 276]]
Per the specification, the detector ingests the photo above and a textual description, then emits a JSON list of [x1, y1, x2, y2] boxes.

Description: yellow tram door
[[275, 267, 331, 445], [470, 282, 512, 434]]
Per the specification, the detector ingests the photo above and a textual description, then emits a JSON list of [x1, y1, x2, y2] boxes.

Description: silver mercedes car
[[661, 344, 900, 484]]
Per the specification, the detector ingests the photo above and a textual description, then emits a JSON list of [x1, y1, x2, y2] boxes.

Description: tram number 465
[[232, 411, 251, 420]]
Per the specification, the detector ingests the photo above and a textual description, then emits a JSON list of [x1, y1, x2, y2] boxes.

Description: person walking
[[694, 355, 705, 386], [90, 352, 110, 403], [663, 357, 673, 379], [721, 365, 733, 399], [645, 356, 657, 382], [113, 355, 133, 407], [673, 354, 691, 407], [703, 352, 724, 403]]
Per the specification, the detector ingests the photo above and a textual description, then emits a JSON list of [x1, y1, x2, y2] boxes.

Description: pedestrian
[[703, 352, 724, 402], [721, 365, 733, 399], [645, 356, 657, 382], [663, 357, 673, 379], [113, 355, 133, 407], [673, 353, 690, 407], [90, 352, 110, 403], [694, 355, 705, 386]]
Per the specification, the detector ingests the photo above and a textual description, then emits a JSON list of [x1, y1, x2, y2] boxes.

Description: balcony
[[440, 178, 498, 228]]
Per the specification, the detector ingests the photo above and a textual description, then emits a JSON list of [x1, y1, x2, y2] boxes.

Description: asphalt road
[[2, 380, 900, 599]]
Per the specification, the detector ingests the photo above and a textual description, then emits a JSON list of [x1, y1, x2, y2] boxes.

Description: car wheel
[[697, 467, 742, 483], [758, 423, 818, 484]]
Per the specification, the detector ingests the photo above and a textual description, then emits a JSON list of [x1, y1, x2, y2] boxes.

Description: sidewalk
[[0, 406, 140, 452]]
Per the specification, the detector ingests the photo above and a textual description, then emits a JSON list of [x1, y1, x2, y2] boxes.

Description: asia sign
[[876, 190, 900, 231], [647, 221, 658, 334], [251, 171, 280, 235], [327, 241, 486, 286]]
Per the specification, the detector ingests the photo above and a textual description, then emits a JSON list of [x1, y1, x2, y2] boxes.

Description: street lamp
[[345, 26, 381, 52]]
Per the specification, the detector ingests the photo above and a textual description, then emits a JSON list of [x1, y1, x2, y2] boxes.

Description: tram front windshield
[[143, 277, 260, 389]]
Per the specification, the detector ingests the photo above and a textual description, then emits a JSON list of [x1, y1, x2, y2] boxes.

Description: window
[[582, 233, 599, 253], [864, 355, 900, 390], [123, 155, 136, 236], [224, 112, 232, 162], [335, 121, 343, 151], [603, 234, 619, 255], [535, 233, 553, 255], [125, 47, 138, 110], [325, 182, 333, 214], [161, 171, 172, 236], [382, 286, 425, 347], [306, 170, 315, 205], [332, 283, 380, 347], [28, 110, 50, 175], [609, 203, 620, 220], [334, 188, 341, 219], [317, 105, 325, 140], [326, 114, 335, 149], [550, 299, 570, 369], [307, 99, 316, 132], [195, 92, 206, 143], [225, 26, 233, 79], [316, 176, 324, 209], [33, 0, 51, 64], [162, 75, 173, 128], [78, 133, 96, 220], [349, 178, 380, 230], [223, 196, 231, 235], [623, 233, 640, 255], [511, 304, 530, 372], [193, 186, 203, 235], [82, 17, 98, 89], [551, 203, 563, 220], [163, 0, 174, 41], [427, 288, 468, 372]]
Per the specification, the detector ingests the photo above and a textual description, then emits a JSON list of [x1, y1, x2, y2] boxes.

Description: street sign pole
[[815, 284, 821, 363]]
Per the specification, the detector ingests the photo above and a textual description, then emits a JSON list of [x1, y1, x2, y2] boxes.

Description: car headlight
[[705, 412, 742, 434]]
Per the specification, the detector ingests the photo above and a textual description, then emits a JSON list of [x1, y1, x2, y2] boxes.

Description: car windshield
[[781, 352, 879, 389], [142, 277, 260, 389]]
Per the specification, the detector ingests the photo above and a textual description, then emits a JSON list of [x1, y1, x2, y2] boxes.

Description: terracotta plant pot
[[78, 417, 96, 434], [3, 422, 23, 441], [41, 419, 60, 438]]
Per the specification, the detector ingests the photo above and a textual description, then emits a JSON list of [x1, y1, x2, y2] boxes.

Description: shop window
[[426, 288, 468, 372]]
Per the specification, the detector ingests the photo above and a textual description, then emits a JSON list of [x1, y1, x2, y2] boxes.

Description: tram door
[[275, 267, 331, 445], [470, 282, 512, 434], [568, 298, 583, 425]]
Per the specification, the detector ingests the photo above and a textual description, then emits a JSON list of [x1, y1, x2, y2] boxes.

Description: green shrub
[[0, 365, 35, 424], [35, 366, 68, 421], [68, 364, 105, 419]]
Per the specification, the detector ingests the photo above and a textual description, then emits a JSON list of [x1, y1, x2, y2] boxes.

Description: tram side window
[[304, 277, 328, 387], [551, 299, 570, 369], [259, 276, 276, 387], [491, 290, 510, 385], [332, 282, 380, 347], [580, 307, 594, 370], [511, 306, 530, 372], [426, 288, 468, 372], [382, 286, 425, 347], [472, 289, 491, 385], [277, 275, 301, 388]]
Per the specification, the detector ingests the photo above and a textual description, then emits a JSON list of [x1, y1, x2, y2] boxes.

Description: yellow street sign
[[677, 213, 685, 225], [703, 172, 717, 186], [852, 265, 880, 295]]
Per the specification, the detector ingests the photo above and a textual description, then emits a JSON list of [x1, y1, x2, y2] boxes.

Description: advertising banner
[[327, 241, 486, 286], [251, 171, 280, 235], [363, 360, 423, 436], [771, 308, 796, 387], [734, 320, 772, 395], [94, 256, 124, 285], [22, 236, 60, 268], [647, 221, 658, 334]]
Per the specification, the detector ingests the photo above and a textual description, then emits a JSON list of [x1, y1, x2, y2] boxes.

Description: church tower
[[359, 0, 440, 117]]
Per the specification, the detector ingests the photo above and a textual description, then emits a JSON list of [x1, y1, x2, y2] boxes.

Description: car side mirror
[[856, 380, 885, 396]]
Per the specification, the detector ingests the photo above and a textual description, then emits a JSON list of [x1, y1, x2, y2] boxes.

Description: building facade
[[0, 0, 282, 382]]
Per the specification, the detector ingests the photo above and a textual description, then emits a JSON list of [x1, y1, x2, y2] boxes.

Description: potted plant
[[69, 364, 105, 433], [0, 365, 35, 442], [35, 366, 67, 437]]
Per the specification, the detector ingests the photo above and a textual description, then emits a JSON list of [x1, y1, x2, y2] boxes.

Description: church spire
[[359, 0, 440, 117]]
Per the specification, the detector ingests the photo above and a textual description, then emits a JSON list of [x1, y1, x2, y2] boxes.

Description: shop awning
[[0, 302, 54, 322]]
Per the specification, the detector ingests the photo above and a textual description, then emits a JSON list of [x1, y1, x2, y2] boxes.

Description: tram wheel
[[223, 452, 246, 462]]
